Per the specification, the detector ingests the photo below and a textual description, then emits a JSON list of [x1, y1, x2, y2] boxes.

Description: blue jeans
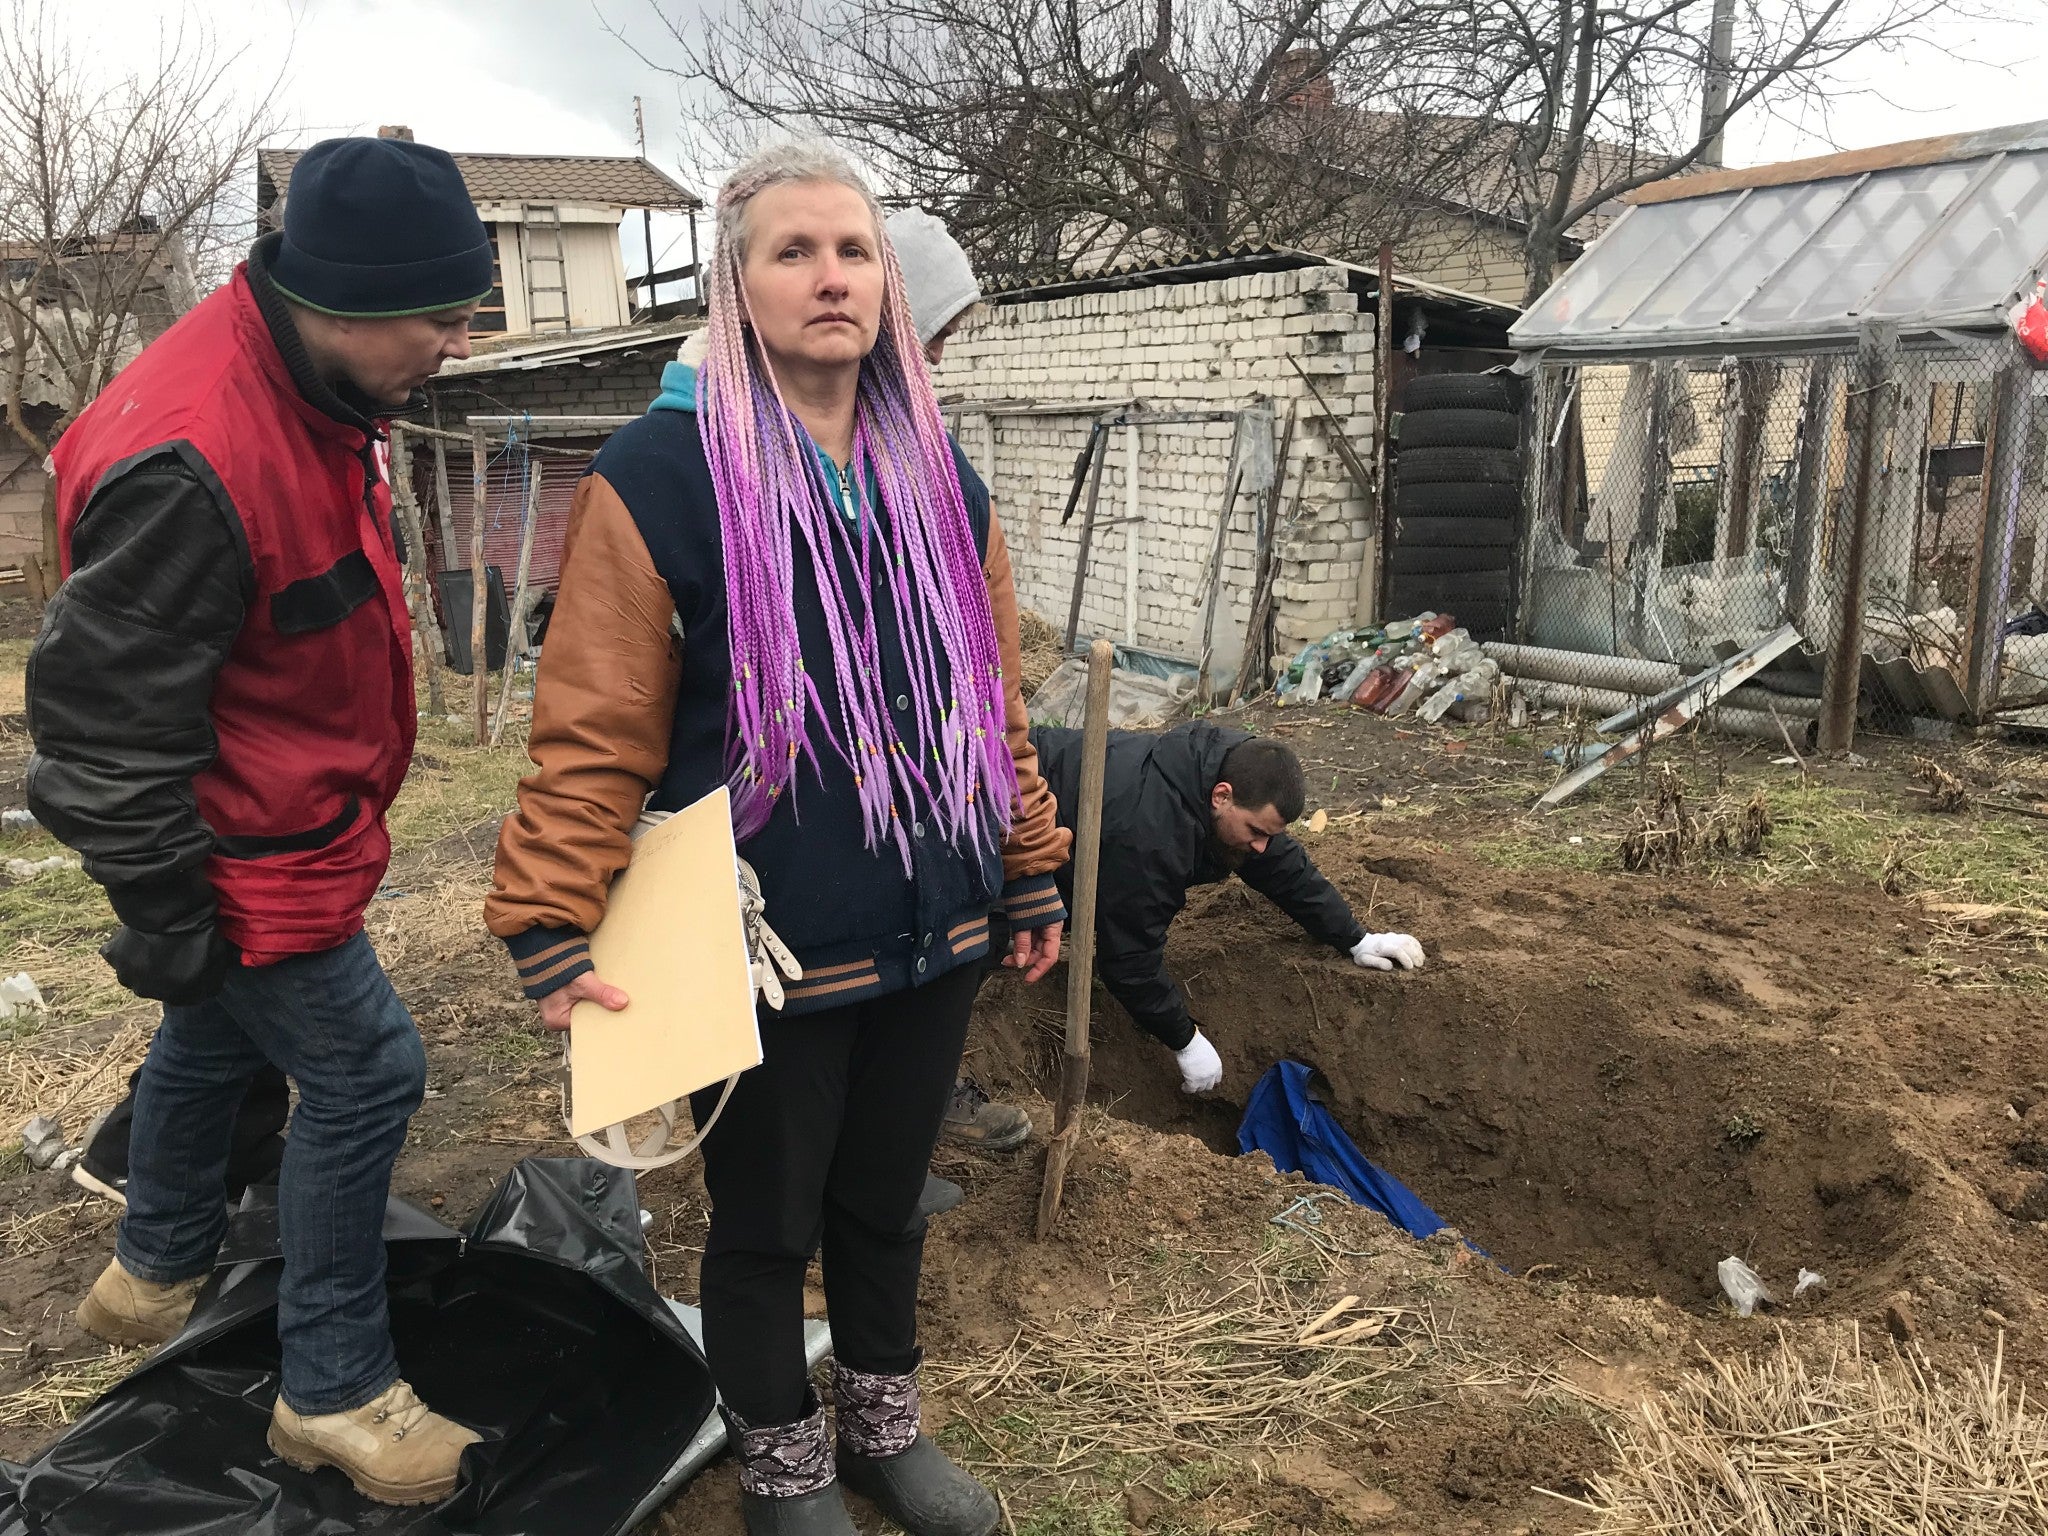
[[117, 930, 427, 1415]]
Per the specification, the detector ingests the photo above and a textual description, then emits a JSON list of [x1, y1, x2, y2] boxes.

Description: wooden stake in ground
[[1194, 422, 1249, 704], [1061, 424, 1110, 653], [1230, 402, 1297, 705], [490, 460, 543, 746], [469, 425, 491, 745], [386, 427, 446, 716], [1038, 637, 1114, 1240]]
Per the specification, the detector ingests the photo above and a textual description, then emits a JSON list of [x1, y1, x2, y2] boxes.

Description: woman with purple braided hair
[[487, 141, 1071, 1536]]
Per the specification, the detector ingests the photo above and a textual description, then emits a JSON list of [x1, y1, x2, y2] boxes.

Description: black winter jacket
[[1031, 722, 1364, 1050]]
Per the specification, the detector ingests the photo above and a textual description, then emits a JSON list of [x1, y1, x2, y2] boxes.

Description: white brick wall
[[938, 264, 1381, 684]]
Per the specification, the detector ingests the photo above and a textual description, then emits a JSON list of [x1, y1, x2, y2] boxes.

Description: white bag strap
[[566, 820, 800, 1172], [564, 1046, 741, 1171]]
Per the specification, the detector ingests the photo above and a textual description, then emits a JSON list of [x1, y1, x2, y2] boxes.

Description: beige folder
[[567, 786, 763, 1137]]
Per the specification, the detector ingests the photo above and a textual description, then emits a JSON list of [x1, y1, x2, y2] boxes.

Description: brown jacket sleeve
[[486, 472, 681, 997], [984, 511, 1071, 886]]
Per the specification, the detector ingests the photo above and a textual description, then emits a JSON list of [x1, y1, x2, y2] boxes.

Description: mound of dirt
[[969, 829, 2048, 1365]]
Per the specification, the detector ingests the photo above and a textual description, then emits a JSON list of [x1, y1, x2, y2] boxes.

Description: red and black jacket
[[27, 235, 416, 1002]]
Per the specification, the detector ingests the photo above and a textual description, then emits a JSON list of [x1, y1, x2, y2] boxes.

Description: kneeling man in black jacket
[[1029, 721, 1423, 1093]]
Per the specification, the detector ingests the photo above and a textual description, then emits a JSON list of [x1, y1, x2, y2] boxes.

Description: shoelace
[[950, 1079, 990, 1114], [369, 1382, 434, 1442]]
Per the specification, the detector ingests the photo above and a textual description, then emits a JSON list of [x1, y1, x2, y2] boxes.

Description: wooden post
[[1784, 357, 1839, 636], [1374, 242, 1396, 622], [1627, 361, 1676, 648], [1230, 404, 1296, 704], [1196, 417, 1251, 703], [1038, 637, 1114, 1241], [1062, 425, 1110, 652], [1819, 323, 1896, 753], [491, 460, 544, 745], [1718, 361, 1775, 558], [387, 427, 446, 716], [1123, 422, 1139, 645], [1961, 356, 2032, 722], [469, 426, 491, 745], [429, 400, 460, 556], [1517, 366, 1563, 643]]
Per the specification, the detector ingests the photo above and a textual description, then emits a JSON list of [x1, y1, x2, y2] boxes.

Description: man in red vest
[[26, 136, 490, 1507]]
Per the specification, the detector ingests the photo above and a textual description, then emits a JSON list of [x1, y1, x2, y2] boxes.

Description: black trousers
[[690, 963, 979, 1427], [88, 1060, 290, 1192]]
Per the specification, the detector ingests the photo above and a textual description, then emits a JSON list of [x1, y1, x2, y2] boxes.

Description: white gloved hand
[[1352, 932, 1426, 971], [1174, 1029, 1223, 1094]]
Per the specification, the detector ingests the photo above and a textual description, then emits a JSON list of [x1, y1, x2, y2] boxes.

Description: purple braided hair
[[698, 146, 1015, 869]]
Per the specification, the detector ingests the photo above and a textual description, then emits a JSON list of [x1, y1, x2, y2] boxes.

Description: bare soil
[[2, 695, 2045, 1535]]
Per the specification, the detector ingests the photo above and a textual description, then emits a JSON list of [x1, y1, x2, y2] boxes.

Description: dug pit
[[968, 848, 1947, 1316]]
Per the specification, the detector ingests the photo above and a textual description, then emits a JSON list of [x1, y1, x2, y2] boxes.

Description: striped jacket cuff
[[503, 925, 594, 1001], [1000, 872, 1066, 931]]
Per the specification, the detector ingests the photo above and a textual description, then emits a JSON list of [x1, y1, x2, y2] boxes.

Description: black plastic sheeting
[[0, 1158, 716, 1535]]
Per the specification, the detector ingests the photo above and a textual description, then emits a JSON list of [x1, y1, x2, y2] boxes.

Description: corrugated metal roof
[[1513, 127, 2048, 356], [257, 148, 701, 214], [1629, 118, 2048, 206], [985, 244, 1520, 319], [438, 320, 699, 377]]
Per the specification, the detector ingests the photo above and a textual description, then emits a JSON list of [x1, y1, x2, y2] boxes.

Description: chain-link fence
[[1511, 328, 2048, 746]]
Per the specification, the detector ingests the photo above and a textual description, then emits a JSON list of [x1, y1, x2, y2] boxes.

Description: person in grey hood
[[1028, 722, 1425, 1093]]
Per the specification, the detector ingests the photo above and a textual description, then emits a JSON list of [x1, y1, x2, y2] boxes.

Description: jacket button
[[916, 957, 928, 975], [921, 932, 933, 948], [894, 693, 909, 710], [913, 820, 926, 838]]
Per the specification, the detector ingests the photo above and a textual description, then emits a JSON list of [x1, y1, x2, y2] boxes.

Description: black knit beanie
[[269, 137, 494, 317]]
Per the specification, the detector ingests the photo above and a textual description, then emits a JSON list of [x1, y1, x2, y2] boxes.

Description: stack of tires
[[1388, 374, 1521, 638]]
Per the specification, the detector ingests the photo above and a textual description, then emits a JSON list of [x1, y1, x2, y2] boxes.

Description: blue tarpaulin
[[1238, 1060, 1451, 1242]]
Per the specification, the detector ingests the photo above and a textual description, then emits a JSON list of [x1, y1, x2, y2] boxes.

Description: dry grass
[[1557, 1335, 2048, 1534], [0, 1197, 116, 1259], [927, 1256, 1437, 1478], [0, 1346, 144, 1429], [1017, 608, 1066, 697], [1617, 765, 1773, 875], [1914, 756, 1972, 813], [386, 713, 532, 855], [0, 1015, 150, 1130], [0, 636, 29, 715]]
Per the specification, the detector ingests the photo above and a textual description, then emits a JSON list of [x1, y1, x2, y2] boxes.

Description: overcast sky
[[77, 0, 2048, 279]]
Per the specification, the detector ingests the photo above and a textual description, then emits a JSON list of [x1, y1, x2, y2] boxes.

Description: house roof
[[1512, 119, 2048, 356], [256, 148, 702, 218]]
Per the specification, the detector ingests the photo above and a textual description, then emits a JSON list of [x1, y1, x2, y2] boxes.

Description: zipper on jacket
[[834, 460, 858, 525]]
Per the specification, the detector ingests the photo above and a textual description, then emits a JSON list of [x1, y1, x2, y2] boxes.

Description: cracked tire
[[1393, 516, 1515, 546], [1397, 447, 1522, 486], [1402, 374, 1521, 413], [1394, 481, 1522, 519], [1399, 409, 1521, 451], [1388, 543, 1512, 577]]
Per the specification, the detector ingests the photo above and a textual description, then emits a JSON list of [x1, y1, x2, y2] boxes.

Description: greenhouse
[[1504, 119, 2048, 738]]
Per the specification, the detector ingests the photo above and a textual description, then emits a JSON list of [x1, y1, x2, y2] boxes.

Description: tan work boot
[[76, 1258, 204, 1347], [268, 1378, 480, 1506], [939, 1078, 1031, 1153]]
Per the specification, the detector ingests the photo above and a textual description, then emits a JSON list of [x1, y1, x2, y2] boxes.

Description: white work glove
[[1352, 932, 1426, 971], [1174, 1030, 1223, 1094]]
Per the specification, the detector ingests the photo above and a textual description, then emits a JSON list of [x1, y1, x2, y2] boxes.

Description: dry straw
[[926, 1258, 1432, 1477], [1548, 1334, 2048, 1534]]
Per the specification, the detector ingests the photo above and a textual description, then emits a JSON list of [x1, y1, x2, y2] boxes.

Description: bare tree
[[0, 3, 277, 601], [1393, 0, 2009, 304], [624, 0, 1482, 285]]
